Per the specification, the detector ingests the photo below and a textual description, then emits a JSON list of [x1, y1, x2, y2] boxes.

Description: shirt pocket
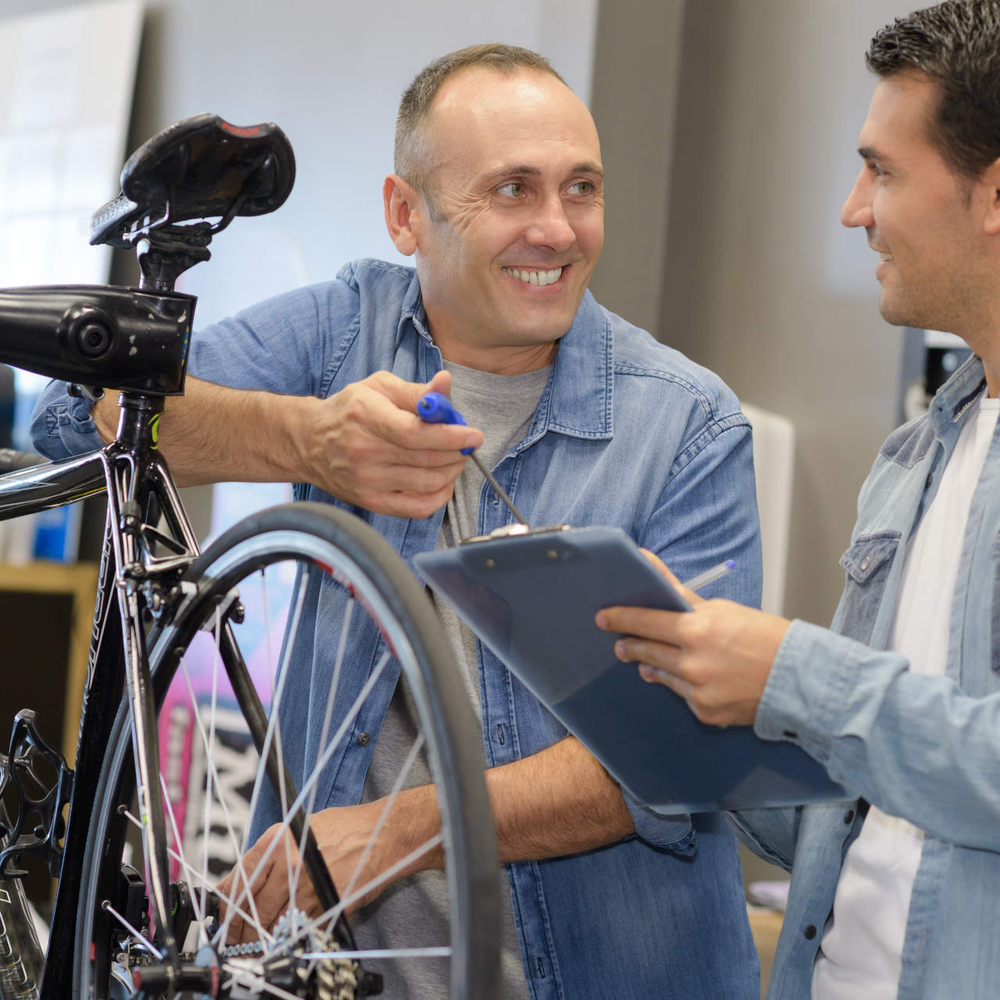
[[837, 532, 901, 645]]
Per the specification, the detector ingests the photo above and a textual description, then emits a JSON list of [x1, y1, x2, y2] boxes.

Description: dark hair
[[394, 43, 565, 195], [866, 0, 1000, 178]]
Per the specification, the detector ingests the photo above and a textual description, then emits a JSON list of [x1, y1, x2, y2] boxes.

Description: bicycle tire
[[73, 502, 500, 999]]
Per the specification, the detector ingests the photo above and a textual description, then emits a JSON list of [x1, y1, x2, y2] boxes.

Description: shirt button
[[357, 732, 371, 746], [804, 925, 817, 940], [860, 556, 871, 571], [844, 809, 855, 824]]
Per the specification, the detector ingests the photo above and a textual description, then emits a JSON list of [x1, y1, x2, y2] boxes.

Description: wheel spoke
[[100, 900, 163, 959], [179, 656, 268, 941], [76, 511, 499, 998], [289, 594, 356, 907], [217, 649, 392, 945]]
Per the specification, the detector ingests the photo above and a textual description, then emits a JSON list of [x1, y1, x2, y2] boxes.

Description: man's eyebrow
[[483, 161, 605, 183], [858, 145, 889, 164]]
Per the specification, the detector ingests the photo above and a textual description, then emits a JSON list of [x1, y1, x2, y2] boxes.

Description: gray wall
[[594, 1, 912, 628], [588, 0, 686, 337]]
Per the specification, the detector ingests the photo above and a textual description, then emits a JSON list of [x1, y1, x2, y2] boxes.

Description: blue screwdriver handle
[[416, 392, 474, 454]]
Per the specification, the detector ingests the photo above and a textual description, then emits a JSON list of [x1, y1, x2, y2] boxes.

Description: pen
[[682, 559, 735, 592]]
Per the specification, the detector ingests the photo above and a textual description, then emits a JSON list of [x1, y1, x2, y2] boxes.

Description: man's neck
[[433, 335, 557, 375]]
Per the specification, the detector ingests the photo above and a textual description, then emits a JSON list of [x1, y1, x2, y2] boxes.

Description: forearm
[[93, 375, 317, 487], [386, 738, 633, 876], [485, 736, 634, 861], [760, 620, 1000, 851]]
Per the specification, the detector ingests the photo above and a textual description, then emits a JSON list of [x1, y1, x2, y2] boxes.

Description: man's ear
[[981, 158, 1000, 237], [383, 174, 422, 256]]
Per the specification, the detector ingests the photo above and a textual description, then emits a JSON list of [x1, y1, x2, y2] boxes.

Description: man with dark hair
[[32, 43, 762, 999], [598, 2, 1000, 997]]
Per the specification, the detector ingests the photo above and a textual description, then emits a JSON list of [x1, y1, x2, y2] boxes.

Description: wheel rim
[[76, 512, 499, 999]]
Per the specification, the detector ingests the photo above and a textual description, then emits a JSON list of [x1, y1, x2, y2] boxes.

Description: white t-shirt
[[812, 393, 1000, 1000]]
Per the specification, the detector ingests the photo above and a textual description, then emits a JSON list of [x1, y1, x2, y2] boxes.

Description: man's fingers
[[637, 549, 703, 606], [424, 368, 452, 398], [595, 605, 687, 645], [638, 661, 693, 699], [613, 635, 681, 672], [362, 371, 484, 452]]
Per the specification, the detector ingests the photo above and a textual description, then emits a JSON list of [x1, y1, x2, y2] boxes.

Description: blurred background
[[0, 0, 943, 626], [0, 0, 961, 973]]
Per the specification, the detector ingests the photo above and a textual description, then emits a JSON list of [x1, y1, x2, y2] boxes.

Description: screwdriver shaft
[[469, 452, 529, 526]]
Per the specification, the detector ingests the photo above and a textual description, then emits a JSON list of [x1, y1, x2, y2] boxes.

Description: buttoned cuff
[[754, 618, 866, 764], [622, 789, 695, 855]]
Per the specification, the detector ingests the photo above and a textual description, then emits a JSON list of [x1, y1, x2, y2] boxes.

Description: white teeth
[[503, 267, 563, 286], [879, 252, 893, 261]]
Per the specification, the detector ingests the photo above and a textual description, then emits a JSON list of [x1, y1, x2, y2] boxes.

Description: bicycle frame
[[0, 392, 205, 998], [0, 391, 357, 999]]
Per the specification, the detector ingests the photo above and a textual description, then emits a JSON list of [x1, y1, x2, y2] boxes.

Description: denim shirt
[[32, 259, 763, 999], [731, 354, 1000, 1000]]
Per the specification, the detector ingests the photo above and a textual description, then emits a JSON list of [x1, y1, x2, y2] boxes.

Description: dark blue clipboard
[[414, 525, 847, 814]]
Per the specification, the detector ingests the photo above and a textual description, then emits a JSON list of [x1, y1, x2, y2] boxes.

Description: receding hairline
[[394, 44, 568, 192]]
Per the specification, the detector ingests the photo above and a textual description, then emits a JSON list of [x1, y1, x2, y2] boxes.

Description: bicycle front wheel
[[75, 502, 500, 999]]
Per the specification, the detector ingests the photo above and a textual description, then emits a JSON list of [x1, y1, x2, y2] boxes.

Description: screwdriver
[[416, 391, 529, 527]]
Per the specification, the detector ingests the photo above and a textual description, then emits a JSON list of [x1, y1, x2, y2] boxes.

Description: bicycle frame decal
[[149, 413, 160, 450], [85, 525, 116, 693]]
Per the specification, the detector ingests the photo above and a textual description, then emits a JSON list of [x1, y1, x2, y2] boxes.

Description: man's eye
[[568, 180, 595, 195], [867, 162, 886, 178], [496, 182, 523, 197]]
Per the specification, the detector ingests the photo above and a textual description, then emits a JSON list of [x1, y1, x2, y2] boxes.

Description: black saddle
[[90, 113, 295, 250]]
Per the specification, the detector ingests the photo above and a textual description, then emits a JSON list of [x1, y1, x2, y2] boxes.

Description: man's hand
[[93, 369, 483, 517], [217, 790, 441, 943], [595, 553, 790, 727], [300, 368, 482, 517]]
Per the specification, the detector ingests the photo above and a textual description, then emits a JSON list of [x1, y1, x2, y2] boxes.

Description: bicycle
[[0, 113, 500, 1000]]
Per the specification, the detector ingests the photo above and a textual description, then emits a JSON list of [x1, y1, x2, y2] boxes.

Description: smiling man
[[597, 3, 1000, 998], [31, 44, 762, 999]]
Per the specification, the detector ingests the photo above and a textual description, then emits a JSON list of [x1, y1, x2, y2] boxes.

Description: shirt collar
[[399, 276, 613, 441], [929, 353, 988, 437]]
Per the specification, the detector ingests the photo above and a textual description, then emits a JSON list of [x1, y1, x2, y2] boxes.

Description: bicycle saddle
[[90, 113, 295, 248]]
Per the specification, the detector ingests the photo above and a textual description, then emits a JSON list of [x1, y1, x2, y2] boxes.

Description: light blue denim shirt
[[33, 259, 763, 999], [731, 354, 1000, 999]]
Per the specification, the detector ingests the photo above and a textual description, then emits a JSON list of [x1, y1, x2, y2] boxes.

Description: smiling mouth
[[501, 266, 564, 287]]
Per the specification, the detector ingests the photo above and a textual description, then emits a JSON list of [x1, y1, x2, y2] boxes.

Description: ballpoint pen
[[682, 559, 735, 592]]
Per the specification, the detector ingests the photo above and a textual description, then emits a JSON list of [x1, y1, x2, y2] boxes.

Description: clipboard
[[414, 525, 846, 814]]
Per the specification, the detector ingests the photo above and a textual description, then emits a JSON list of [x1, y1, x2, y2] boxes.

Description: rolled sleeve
[[30, 381, 103, 458], [622, 790, 696, 854]]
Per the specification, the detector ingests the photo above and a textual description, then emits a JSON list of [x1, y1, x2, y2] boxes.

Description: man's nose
[[525, 194, 575, 251], [840, 167, 874, 228]]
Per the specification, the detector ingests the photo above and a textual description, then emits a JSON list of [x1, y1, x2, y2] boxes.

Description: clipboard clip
[[460, 523, 572, 545]]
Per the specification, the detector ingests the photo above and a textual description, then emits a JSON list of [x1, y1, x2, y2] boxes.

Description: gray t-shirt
[[355, 361, 550, 999]]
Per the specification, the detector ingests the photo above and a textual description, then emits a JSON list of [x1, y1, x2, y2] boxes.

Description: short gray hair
[[394, 43, 565, 198]]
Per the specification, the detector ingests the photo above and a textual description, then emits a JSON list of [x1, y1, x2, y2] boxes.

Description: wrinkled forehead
[[420, 66, 601, 179]]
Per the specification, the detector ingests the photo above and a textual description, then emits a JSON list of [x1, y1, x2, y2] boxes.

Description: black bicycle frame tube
[[0, 452, 125, 1000], [0, 408, 198, 996], [105, 395, 180, 970]]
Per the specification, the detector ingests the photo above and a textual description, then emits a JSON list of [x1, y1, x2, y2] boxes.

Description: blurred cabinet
[[0, 561, 98, 767]]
